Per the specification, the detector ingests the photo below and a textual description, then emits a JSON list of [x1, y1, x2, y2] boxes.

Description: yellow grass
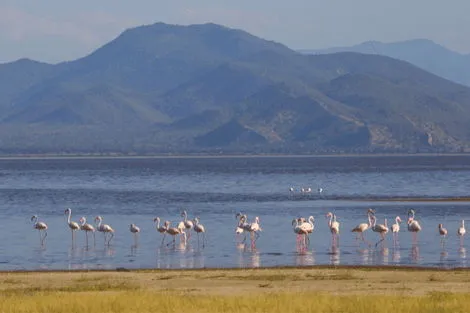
[[1, 267, 470, 312]]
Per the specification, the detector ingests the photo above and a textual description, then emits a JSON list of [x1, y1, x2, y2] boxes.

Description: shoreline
[[1, 152, 470, 160], [2, 264, 470, 274], [2, 265, 470, 311]]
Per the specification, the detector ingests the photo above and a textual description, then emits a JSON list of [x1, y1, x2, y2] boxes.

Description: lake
[[0, 155, 469, 271]]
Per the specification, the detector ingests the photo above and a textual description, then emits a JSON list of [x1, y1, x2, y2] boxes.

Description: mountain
[[299, 39, 470, 87], [1, 23, 470, 155]]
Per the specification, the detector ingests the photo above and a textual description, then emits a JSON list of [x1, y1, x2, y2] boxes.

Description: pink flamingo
[[244, 216, 261, 248], [79, 217, 95, 246], [153, 217, 168, 245], [95, 216, 115, 245], [181, 210, 194, 239], [351, 209, 375, 243], [164, 221, 186, 246], [235, 213, 248, 243], [407, 209, 422, 245], [457, 220, 466, 247], [326, 212, 340, 247], [130, 223, 140, 245], [390, 216, 402, 246], [371, 215, 389, 247], [192, 217, 206, 248], [31, 215, 48, 246], [64, 208, 80, 246]]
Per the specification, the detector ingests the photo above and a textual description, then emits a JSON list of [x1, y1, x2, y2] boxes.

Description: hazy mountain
[[299, 39, 470, 86], [1, 23, 470, 155]]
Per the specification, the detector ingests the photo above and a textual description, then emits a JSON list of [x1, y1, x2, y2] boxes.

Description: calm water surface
[[0, 155, 469, 271]]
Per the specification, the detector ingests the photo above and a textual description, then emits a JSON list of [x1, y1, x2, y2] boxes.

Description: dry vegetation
[[1, 267, 470, 312]]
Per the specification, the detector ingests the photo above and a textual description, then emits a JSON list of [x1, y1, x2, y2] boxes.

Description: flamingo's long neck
[[328, 214, 333, 227], [309, 217, 314, 226], [81, 218, 86, 226], [384, 219, 388, 228], [395, 217, 399, 224], [156, 219, 161, 228], [183, 212, 188, 222], [96, 218, 102, 228], [462, 220, 465, 228], [67, 210, 72, 224], [368, 213, 373, 227]]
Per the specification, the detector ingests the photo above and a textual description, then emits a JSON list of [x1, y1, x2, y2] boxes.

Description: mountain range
[[299, 39, 470, 87], [1, 22, 470, 155]]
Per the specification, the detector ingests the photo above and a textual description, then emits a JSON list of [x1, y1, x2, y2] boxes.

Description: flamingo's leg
[[375, 234, 385, 247], [42, 231, 48, 246]]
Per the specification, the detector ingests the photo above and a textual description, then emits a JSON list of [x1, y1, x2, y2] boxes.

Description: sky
[[1, 0, 469, 63]]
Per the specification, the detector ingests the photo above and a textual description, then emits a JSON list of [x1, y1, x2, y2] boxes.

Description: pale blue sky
[[1, 0, 469, 63]]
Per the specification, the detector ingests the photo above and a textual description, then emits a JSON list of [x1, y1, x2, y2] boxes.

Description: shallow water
[[0, 156, 469, 271]]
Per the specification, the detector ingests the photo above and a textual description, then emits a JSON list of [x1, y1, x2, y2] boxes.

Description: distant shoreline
[[1, 264, 469, 274], [1, 152, 470, 160]]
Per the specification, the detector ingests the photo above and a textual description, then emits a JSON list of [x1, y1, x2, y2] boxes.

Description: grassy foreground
[[1, 267, 470, 312]]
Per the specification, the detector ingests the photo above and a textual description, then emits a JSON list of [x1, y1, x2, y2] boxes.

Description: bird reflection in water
[[93, 246, 116, 258], [329, 245, 340, 266], [381, 247, 389, 265], [357, 248, 370, 265], [410, 245, 420, 263], [392, 248, 401, 263], [130, 244, 139, 256], [440, 250, 449, 263], [237, 247, 260, 268], [295, 250, 315, 266], [459, 247, 466, 259], [250, 249, 261, 268]]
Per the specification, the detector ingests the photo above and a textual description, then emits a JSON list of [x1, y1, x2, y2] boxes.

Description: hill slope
[[300, 39, 470, 87], [1, 23, 470, 155]]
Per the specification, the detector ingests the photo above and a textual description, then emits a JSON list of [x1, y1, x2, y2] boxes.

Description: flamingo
[[164, 221, 186, 246], [79, 217, 95, 246], [244, 216, 262, 247], [292, 217, 312, 247], [130, 223, 140, 245], [193, 217, 206, 248], [31, 215, 48, 245], [181, 210, 194, 239], [407, 209, 422, 244], [351, 209, 375, 242], [390, 216, 402, 246], [235, 213, 248, 242], [94, 216, 115, 245], [301, 187, 312, 193], [64, 208, 80, 246], [299, 216, 315, 244], [303, 216, 315, 234], [153, 217, 168, 245], [371, 215, 389, 247], [457, 220, 466, 247], [438, 223, 448, 237], [326, 212, 340, 247]]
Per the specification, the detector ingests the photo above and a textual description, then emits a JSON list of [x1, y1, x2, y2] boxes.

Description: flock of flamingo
[[30, 207, 466, 252], [285, 208, 466, 251], [30, 209, 206, 247]]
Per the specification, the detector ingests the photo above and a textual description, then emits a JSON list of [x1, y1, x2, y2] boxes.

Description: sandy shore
[[2, 266, 470, 296]]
